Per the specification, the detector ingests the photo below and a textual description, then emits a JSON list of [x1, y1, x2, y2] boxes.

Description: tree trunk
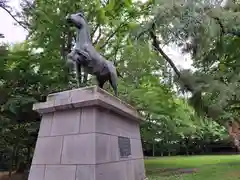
[[26, 146, 31, 170], [152, 141, 155, 157], [227, 120, 240, 152], [16, 162, 26, 174], [8, 146, 17, 179], [14, 147, 19, 171]]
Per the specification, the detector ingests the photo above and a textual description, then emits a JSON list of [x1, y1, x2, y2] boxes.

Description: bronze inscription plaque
[[118, 136, 131, 158]]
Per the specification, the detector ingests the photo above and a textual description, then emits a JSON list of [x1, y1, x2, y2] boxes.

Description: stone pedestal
[[28, 86, 146, 180]]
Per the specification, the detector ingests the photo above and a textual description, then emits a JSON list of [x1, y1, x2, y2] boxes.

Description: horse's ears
[[78, 9, 84, 14]]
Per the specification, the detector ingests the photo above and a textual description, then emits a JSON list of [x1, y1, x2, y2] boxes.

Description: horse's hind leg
[[109, 73, 118, 97], [96, 76, 106, 89], [75, 62, 82, 87], [83, 71, 88, 86]]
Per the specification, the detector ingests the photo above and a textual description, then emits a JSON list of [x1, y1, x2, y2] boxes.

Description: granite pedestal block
[[28, 86, 146, 180]]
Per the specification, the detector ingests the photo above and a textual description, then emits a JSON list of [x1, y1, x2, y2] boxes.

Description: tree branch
[[141, 17, 228, 120], [149, 23, 181, 79], [93, 26, 102, 45], [100, 23, 126, 49], [212, 17, 225, 35], [149, 23, 197, 93], [0, 6, 28, 31], [91, 23, 100, 41], [212, 16, 240, 37]]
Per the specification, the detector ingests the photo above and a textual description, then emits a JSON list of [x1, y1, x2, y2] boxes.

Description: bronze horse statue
[[66, 10, 120, 96]]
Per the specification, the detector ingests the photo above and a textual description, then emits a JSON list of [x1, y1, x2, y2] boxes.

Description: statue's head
[[66, 10, 86, 29]]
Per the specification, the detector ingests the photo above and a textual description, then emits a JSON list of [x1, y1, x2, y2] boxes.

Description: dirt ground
[[0, 172, 27, 180]]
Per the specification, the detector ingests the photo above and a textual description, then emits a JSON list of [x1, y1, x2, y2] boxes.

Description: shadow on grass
[[147, 167, 199, 177]]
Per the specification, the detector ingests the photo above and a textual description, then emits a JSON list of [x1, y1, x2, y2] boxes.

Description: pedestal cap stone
[[33, 86, 142, 122]]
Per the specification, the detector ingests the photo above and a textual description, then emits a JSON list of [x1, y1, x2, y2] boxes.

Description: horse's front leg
[[68, 49, 86, 88]]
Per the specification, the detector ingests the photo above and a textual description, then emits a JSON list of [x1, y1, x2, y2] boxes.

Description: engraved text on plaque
[[118, 136, 131, 158]]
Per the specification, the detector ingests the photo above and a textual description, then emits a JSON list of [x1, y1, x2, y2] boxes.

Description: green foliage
[[134, 0, 240, 122], [0, 42, 69, 171]]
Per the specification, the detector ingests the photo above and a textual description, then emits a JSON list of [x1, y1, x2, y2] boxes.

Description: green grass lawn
[[145, 155, 240, 180]]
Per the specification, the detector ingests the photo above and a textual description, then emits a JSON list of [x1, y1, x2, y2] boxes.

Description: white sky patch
[[0, 0, 27, 44], [0, 0, 193, 69]]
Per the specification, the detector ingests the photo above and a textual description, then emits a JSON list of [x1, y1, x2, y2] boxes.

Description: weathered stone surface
[[51, 109, 81, 136], [61, 134, 96, 164], [95, 162, 126, 180], [125, 161, 135, 180], [131, 139, 144, 159], [38, 113, 53, 137], [70, 88, 96, 108], [94, 108, 118, 136], [32, 100, 55, 114], [47, 91, 70, 101], [94, 107, 141, 139], [48, 90, 72, 110], [33, 86, 142, 122], [28, 165, 45, 180], [95, 133, 111, 163], [32, 136, 63, 165], [76, 165, 96, 180], [110, 135, 119, 162], [79, 107, 96, 133], [44, 165, 76, 180], [133, 159, 146, 180], [131, 123, 141, 140]]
